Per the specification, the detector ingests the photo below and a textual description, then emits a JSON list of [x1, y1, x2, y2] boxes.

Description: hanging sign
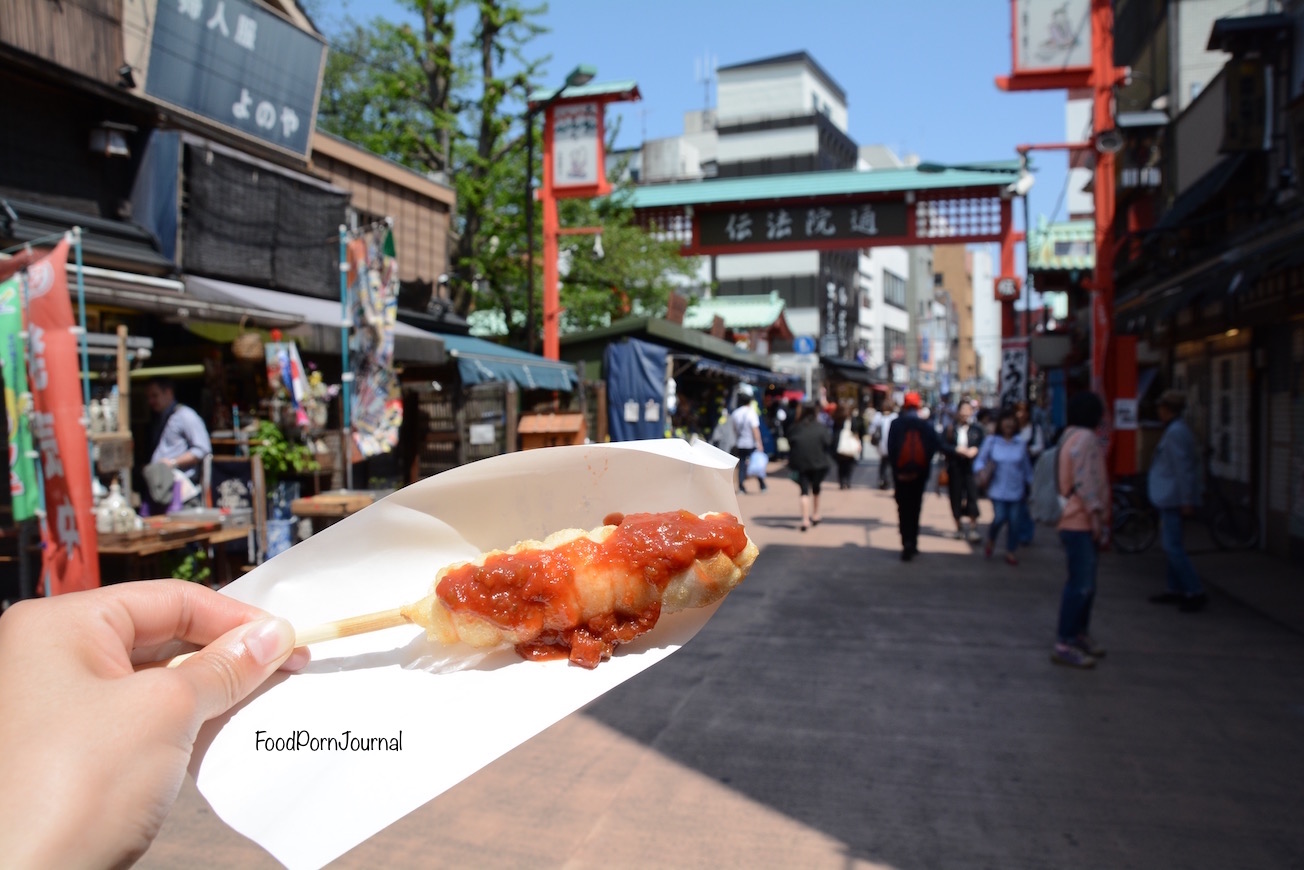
[[699, 201, 908, 249], [999, 338, 1029, 409], [551, 102, 603, 191], [1014, 0, 1092, 74], [143, 0, 327, 157], [21, 240, 100, 593], [347, 231, 403, 458], [0, 277, 39, 520]]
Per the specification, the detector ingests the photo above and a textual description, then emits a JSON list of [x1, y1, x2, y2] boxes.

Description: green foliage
[[316, 0, 699, 347], [250, 421, 320, 488], [171, 548, 211, 584]]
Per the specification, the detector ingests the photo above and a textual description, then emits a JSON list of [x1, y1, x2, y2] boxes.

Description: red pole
[[542, 107, 561, 361], [1090, 0, 1116, 403], [999, 197, 1017, 339]]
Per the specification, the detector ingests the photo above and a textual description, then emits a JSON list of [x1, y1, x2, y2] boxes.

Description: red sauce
[[435, 511, 748, 668]]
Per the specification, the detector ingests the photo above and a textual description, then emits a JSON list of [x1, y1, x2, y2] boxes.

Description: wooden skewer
[[141, 607, 415, 670]]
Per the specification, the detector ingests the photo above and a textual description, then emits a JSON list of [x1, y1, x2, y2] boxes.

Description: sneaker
[[966, 529, 983, 544], [1050, 643, 1097, 669], [1179, 594, 1208, 613], [1148, 592, 1183, 605], [1072, 635, 1107, 658]]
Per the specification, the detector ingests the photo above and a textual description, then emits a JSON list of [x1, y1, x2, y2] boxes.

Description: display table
[[98, 518, 253, 585], [290, 490, 387, 535]]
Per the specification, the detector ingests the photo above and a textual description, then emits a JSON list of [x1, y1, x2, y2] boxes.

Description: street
[[140, 458, 1304, 869]]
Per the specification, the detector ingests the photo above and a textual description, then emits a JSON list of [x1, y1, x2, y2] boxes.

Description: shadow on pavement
[[582, 516, 1304, 868]]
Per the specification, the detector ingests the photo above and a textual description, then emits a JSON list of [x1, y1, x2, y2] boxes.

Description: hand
[[0, 581, 309, 868]]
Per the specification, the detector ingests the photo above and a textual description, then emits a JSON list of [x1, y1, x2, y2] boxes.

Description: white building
[[971, 248, 1000, 391]]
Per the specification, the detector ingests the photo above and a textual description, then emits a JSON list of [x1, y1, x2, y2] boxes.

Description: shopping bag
[[836, 421, 861, 458], [746, 450, 769, 479]]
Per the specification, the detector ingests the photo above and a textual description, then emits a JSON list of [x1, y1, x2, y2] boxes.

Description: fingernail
[[242, 618, 295, 667], [281, 647, 311, 672]]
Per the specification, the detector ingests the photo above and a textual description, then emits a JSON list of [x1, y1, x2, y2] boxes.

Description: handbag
[[836, 420, 861, 458], [231, 316, 264, 362], [976, 463, 994, 493], [937, 466, 950, 487]]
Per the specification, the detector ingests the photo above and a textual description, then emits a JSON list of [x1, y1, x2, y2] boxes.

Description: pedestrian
[[875, 401, 897, 490], [887, 391, 951, 561], [728, 384, 766, 494], [1014, 400, 1046, 545], [1051, 391, 1111, 668], [832, 399, 864, 489], [0, 580, 310, 867], [143, 376, 212, 513], [973, 407, 1035, 565], [942, 398, 984, 542], [786, 401, 831, 531], [1147, 389, 1207, 613]]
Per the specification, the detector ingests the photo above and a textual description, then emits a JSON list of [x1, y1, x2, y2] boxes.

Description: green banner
[[0, 277, 39, 520]]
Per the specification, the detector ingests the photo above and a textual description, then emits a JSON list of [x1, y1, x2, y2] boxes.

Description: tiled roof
[[681, 292, 787, 330], [628, 162, 1021, 209], [1028, 219, 1095, 272]]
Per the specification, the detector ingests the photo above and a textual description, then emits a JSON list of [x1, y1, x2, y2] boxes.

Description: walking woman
[[1052, 392, 1110, 668], [832, 399, 864, 489], [973, 407, 1035, 565], [786, 401, 831, 531]]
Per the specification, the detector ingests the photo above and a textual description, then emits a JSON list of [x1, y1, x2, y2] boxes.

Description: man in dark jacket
[[888, 392, 952, 561]]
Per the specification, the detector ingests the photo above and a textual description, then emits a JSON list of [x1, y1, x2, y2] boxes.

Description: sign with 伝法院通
[[698, 201, 908, 249], [143, 0, 326, 157]]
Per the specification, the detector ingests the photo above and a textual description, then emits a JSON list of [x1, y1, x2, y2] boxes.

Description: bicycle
[[1109, 451, 1260, 553]]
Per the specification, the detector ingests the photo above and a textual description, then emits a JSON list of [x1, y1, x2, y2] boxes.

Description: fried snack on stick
[[402, 510, 758, 668]]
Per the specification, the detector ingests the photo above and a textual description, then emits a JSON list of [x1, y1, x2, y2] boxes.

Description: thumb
[[173, 617, 297, 723]]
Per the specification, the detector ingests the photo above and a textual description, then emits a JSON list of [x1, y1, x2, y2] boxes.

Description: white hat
[[737, 384, 754, 398]]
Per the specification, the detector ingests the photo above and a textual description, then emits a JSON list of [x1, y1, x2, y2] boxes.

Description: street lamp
[[525, 64, 596, 353]]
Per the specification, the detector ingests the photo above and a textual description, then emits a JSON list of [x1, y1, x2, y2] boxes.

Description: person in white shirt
[[728, 385, 766, 493], [875, 402, 898, 490]]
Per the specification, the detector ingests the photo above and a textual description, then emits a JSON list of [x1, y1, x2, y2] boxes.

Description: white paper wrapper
[[189, 439, 742, 869]]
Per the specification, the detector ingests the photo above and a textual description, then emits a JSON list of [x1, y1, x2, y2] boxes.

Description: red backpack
[[894, 428, 927, 482]]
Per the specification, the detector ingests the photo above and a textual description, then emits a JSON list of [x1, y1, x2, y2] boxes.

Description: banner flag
[[22, 239, 100, 593], [0, 277, 39, 520], [347, 231, 402, 458]]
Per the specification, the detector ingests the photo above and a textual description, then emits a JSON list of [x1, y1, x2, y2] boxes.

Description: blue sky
[[317, 0, 1078, 235]]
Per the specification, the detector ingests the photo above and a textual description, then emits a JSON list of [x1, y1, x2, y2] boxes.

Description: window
[[883, 270, 906, 309], [884, 327, 907, 363], [933, 273, 944, 287]]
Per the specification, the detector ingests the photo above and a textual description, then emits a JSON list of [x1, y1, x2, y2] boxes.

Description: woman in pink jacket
[[1052, 392, 1111, 669]]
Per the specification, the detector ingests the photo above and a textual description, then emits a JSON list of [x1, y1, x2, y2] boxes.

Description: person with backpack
[[1047, 392, 1111, 669], [973, 407, 1035, 565], [887, 392, 952, 561]]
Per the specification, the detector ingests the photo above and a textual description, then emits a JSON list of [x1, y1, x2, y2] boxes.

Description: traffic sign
[[793, 335, 816, 355]]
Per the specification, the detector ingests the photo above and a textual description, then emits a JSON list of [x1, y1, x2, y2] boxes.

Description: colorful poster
[[347, 230, 402, 458], [0, 276, 39, 520], [551, 102, 601, 189], [264, 341, 311, 427], [16, 239, 100, 593]]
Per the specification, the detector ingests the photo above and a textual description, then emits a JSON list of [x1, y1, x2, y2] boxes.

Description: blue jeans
[[1159, 508, 1203, 597], [1057, 530, 1098, 642], [1015, 498, 1035, 545], [988, 499, 1021, 553]]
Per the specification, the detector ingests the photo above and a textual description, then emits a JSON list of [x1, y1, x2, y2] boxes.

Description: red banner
[[23, 239, 99, 594], [1090, 290, 1109, 399]]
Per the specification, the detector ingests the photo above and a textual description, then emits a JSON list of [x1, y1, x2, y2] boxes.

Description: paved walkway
[[141, 458, 1304, 869]]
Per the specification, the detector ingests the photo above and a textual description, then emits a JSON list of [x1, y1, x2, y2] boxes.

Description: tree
[[317, 1, 699, 345]]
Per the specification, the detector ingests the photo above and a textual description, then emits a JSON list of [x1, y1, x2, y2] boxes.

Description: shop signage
[[820, 279, 854, 359], [144, 0, 326, 157], [698, 200, 908, 249], [793, 335, 816, 355], [1114, 398, 1138, 430], [999, 338, 1029, 409], [5, 240, 100, 593], [551, 102, 603, 190], [1014, 0, 1092, 73], [995, 275, 1021, 301], [0, 277, 38, 520], [1223, 59, 1272, 152]]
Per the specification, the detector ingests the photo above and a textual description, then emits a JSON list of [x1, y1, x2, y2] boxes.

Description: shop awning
[[819, 355, 880, 386], [1, 198, 175, 275], [673, 354, 798, 389], [73, 265, 305, 328], [439, 332, 578, 392], [184, 275, 446, 364]]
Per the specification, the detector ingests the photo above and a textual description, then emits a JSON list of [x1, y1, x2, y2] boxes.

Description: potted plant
[[250, 420, 320, 557]]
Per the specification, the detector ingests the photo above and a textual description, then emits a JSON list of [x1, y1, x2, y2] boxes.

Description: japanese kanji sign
[[145, 0, 326, 157], [698, 200, 908, 249], [0, 277, 38, 520], [551, 102, 602, 190], [820, 277, 855, 360], [13, 240, 100, 593], [999, 338, 1029, 410]]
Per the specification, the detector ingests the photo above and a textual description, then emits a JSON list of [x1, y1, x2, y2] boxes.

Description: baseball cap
[[902, 391, 922, 409]]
